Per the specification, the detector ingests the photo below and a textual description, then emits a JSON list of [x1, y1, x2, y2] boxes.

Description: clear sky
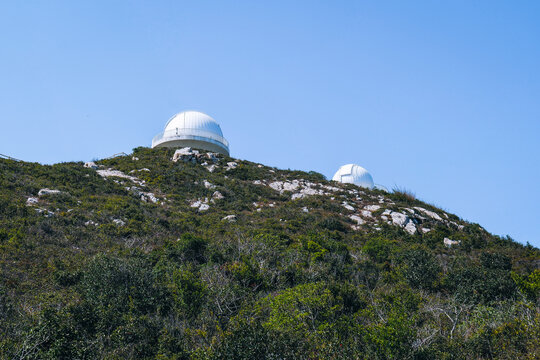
[[1, 1, 539, 247]]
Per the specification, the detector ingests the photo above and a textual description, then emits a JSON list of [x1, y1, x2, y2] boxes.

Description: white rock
[[204, 180, 216, 189], [132, 156, 139, 161], [404, 221, 417, 235], [226, 162, 238, 170], [84, 220, 98, 226], [84, 161, 98, 169], [283, 181, 300, 192], [302, 207, 309, 213], [175, 147, 196, 156], [113, 219, 125, 226], [206, 164, 217, 172], [269, 181, 284, 191], [146, 193, 158, 203], [349, 215, 365, 225], [414, 207, 443, 221], [172, 147, 199, 162], [364, 205, 381, 212], [390, 212, 409, 227], [300, 187, 321, 196], [96, 169, 144, 186], [199, 203, 210, 212], [212, 191, 224, 200], [206, 153, 218, 162], [38, 188, 63, 196], [444, 237, 460, 247], [421, 228, 431, 233], [222, 215, 236, 222], [342, 202, 355, 211], [361, 210, 373, 218], [322, 184, 341, 193], [191, 200, 203, 208], [26, 197, 39, 205]]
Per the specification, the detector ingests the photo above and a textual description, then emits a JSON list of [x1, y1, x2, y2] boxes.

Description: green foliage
[[363, 237, 393, 263], [513, 269, 540, 302], [0, 149, 539, 359], [444, 262, 517, 304], [401, 248, 441, 290]]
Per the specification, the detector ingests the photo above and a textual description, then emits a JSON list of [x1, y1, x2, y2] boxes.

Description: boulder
[[364, 205, 381, 212], [113, 219, 125, 226], [444, 238, 460, 247], [212, 191, 224, 200], [222, 215, 236, 222], [199, 203, 210, 211], [342, 202, 355, 211], [26, 197, 39, 205], [404, 221, 417, 235], [414, 207, 443, 221], [349, 215, 365, 225], [38, 188, 63, 196], [172, 147, 199, 162], [84, 161, 98, 169], [204, 180, 216, 189]]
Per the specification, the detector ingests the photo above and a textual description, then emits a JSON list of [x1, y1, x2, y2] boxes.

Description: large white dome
[[332, 164, 374, 189], [164, 111, 224, 137], [152, 111, 230, 155]]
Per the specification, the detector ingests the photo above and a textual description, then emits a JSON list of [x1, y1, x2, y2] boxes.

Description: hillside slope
[[0, 147, 539, 359]]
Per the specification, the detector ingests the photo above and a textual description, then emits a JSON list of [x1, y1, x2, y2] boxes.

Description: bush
[[401, 249, 440, 290]]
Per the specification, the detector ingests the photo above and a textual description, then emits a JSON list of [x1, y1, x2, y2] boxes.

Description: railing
[[152, 128, 229, 149], [0, 153, 21, 161], [103, 152, 129, 159]]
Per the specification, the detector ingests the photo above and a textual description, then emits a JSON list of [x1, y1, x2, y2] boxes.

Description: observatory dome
[[332, 164, 374, 189], [152, 111, 229, 155]]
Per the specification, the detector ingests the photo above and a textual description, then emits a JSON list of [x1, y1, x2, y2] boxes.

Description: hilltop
[[0, 147, 539, 359]]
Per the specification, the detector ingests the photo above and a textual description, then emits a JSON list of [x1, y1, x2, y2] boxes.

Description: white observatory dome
[[332, 164, 374, 189], [152, 111, 230, 155]]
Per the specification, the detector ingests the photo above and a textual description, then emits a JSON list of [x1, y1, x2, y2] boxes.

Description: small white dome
[[152, 110, 230, 155], [332, 164, 374, 189]]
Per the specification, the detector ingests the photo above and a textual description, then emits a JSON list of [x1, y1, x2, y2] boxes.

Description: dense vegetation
[[0, 147, 538, 359]]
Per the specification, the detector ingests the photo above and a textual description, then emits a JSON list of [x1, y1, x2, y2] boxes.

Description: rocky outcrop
[[173, 147, 220, 164], [84, 161, 98, 169], [96, 169, 145, 186]]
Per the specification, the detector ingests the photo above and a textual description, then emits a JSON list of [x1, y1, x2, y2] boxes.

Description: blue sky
[[1, 1, 539, 247]]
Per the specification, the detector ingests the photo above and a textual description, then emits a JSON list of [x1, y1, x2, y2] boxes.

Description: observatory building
[[152, 111, 230, 156], [332, 164, 375, 189]]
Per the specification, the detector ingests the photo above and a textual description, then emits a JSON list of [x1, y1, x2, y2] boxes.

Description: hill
[[0, 147, 539, 359]]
